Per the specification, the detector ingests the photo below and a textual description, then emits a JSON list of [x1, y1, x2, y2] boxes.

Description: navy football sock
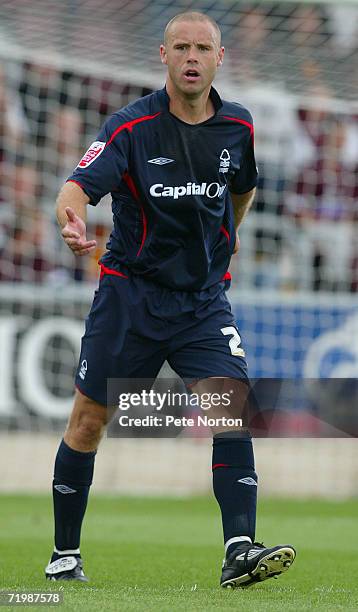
[[51, 439, 96, 560], [212, 431, 257, 556]]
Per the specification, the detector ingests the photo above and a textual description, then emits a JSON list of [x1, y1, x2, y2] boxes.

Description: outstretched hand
[[61, 207, 97, 256]]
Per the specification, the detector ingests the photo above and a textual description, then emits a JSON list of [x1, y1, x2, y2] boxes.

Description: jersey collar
[[158, 85, 223, 115]]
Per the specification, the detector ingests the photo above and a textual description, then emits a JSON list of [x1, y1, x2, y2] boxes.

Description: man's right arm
[[57, 181, 97, 256], [58, 111, 132, 255]]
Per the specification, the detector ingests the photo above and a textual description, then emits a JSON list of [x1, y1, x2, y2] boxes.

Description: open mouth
[[183, 69, 200, 81]]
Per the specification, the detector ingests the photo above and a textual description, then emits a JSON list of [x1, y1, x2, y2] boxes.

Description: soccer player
[[45, 11, 295, 588]]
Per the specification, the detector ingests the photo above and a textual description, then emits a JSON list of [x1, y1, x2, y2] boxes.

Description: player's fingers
[[75, 245, 97, 256], [64, 237, 83, 247], [69, 240, 97, 252], [77, 239, 97, 249], [62, 230, 81, 241], [65, 207, 76, 222]]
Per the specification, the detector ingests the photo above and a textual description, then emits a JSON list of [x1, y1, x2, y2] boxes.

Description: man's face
[[160, 20, 224, 97]]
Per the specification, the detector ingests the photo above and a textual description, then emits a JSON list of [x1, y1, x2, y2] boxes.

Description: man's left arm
[[230, 188, 256, 253]]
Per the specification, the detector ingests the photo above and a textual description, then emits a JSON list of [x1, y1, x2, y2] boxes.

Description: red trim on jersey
[[123, 171, 139, 200], [106, 112, 162, 146], [212, 463, 230, 470], [99, 263, 128, 280], [222, 116, 254, 140], [137, 206, 147, 257], [123, 171, 147, 257], [66, 179, 86, 190], [220, 224, 230, 243], [222, 272, 231, 281]]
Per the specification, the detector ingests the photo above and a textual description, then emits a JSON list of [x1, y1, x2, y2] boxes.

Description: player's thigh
[[75, 274, 167, 406], [167, 301, 248, 384], [191, 376, 252, 434], [167, 298, 251, 433]]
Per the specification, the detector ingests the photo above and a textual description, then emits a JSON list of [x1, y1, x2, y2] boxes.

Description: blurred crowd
[[0, 61, 153, 284], [0, 1, 357, 291], [225, 3, 358, 292]]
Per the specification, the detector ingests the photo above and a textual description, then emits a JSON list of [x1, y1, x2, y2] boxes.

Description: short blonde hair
[[164, 11, 221, 46]]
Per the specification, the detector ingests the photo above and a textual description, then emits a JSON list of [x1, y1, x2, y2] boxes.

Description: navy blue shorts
[[75, 264, 248, 405]]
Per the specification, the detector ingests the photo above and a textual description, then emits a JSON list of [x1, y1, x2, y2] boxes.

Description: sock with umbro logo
[[212, 431, 257, 556], [52, 439, 96, 557]]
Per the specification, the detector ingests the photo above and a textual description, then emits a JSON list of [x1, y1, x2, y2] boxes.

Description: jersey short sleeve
[[229, 135, 258, 195], [67, 113, 130, 206]]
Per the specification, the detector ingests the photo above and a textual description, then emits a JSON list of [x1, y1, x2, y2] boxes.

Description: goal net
[[0, 0, 357, 436]]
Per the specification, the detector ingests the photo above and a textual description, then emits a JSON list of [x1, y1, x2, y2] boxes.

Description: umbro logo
[[54, 484, 77, 494], [148, 157, 175, 165], [236, 549, 261, 561], [237, 477, 257, 486]]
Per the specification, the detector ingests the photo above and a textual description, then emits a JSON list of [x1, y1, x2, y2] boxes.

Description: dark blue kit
[[69, 86, 257, 403]]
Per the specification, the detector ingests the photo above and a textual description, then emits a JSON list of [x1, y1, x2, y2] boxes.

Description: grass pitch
[[0, 494, 357, 611]]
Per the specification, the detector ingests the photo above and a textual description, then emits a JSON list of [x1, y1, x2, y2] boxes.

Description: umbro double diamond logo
[[237, 477, 257, 486], [54, 484, 77, 494], [148, 157, 174, 165]]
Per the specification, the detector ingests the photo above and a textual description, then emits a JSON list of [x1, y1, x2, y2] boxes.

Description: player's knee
[[66, 391, 107, 446], [74, 413, 104, 445]]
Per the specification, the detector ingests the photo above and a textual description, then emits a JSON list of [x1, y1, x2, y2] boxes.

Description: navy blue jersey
[[68, 87, 257, 291]]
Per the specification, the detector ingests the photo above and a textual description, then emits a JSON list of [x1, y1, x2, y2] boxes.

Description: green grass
[[0, 494, 357, 611]]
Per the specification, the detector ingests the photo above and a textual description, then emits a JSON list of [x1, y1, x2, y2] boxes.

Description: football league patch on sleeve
[[77, 141, 106, 168]]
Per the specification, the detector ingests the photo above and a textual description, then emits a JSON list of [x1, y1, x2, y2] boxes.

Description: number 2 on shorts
[[220, 326, 246, 357]]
